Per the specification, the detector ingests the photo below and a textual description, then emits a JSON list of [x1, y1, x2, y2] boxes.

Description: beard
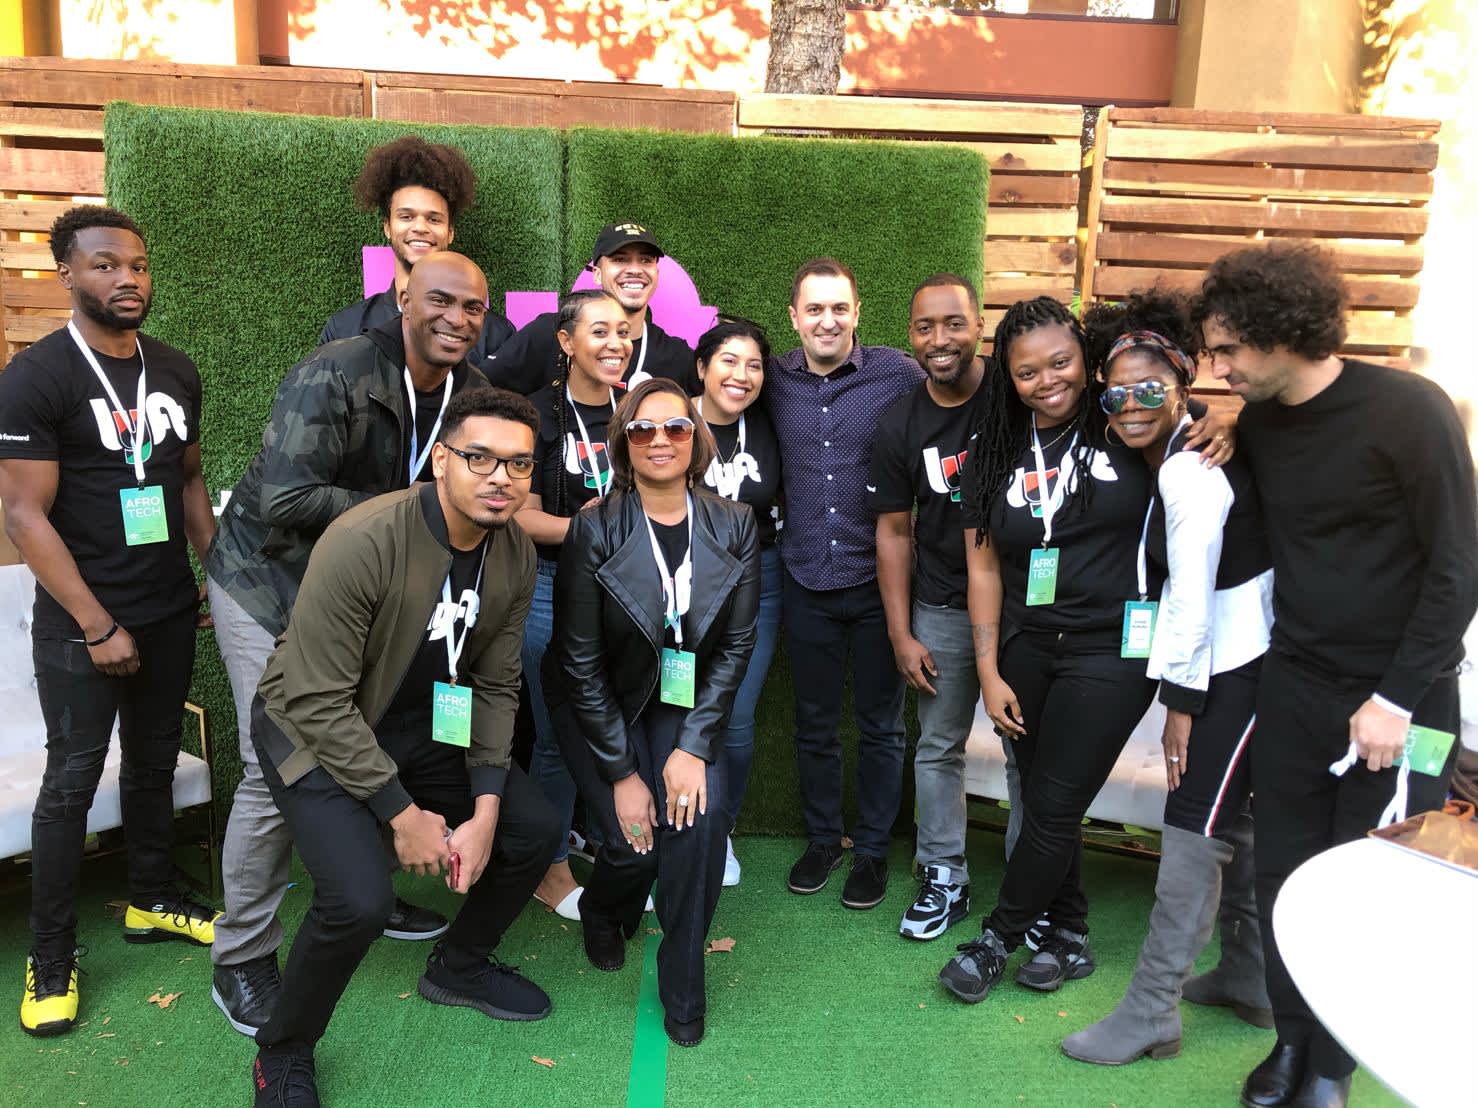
[[76, 285, 151, 330], [924, 351, 970, 387]]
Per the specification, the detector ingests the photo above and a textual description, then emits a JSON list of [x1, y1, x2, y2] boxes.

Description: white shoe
[[645, 894, 655, 912], [723, 837, 741, 887], [552, 887, 582, 921]]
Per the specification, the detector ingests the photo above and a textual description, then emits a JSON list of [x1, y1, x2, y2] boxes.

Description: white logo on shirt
[[1005, 447, 1119, 511], [426, 589, 480, 640], [704, 451, 761, 500], [89, 392, 189, 454]]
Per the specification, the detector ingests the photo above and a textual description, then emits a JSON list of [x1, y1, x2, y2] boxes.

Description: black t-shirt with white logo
[[528, 386, 614, 561], [867, 382, 982, 609], [700, 406, 781, 547], [960, 428, 1157, 633], [0, 326, 201, 635], [382, 540, 486, 724]]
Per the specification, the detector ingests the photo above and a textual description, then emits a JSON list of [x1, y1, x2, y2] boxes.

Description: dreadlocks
[[549, 288, 622, 517], [964, 296, 1106, 546]]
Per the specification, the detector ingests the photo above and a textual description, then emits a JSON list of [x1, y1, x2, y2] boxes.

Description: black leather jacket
[[544, 488, 759, 782]]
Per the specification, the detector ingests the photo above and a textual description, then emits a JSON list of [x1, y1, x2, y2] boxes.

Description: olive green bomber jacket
[[255, 482, 536, 822]]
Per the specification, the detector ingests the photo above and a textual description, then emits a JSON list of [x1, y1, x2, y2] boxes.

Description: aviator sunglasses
[[626, 416, 696, 446], [1099, 379, 1170, 415]]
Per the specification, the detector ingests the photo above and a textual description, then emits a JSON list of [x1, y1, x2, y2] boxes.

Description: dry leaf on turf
[[96, 1033, 114, 1039], [1057, 1010, 1067, 1018], [705, 937, 737, 954], [531, 1056, 556, 1069], [397, 992, 411, 1000], [1012, 1014, 1024, 1024], [146, 992, 180, 1010]]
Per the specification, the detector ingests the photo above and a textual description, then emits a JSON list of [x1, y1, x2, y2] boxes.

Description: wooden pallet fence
[[739, 94, 1084, 352], [1080, 107, 1440, 377]]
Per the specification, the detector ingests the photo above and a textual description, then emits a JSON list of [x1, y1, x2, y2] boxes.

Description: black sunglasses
[[626, 417, 695, 447], [1099, 379, 1170, 415]]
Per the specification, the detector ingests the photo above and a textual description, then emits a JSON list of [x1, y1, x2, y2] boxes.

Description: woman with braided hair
[[939, 296, 1235, 1007], [516, 289, 631, 919]]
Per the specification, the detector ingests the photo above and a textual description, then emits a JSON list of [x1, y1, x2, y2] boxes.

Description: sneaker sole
[[382, 921, 450, 942], [416, 975, 550, 1021], [1016, 957, 1096, 992], [122, 927, 211, 946], [19, 1014, 75, 1038], [1060, 1037, 1181, 1065], [937, 970, 1001, 1005], [210, 984, 263, 1038], [899, 901, 971, 941], [841, 888, 887, 910]]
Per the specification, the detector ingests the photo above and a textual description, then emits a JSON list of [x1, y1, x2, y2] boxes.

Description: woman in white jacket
[[1062, 291, 1274, 1067]]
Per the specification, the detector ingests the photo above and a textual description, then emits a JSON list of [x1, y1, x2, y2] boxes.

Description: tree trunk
[[765, 0, 846, 95]]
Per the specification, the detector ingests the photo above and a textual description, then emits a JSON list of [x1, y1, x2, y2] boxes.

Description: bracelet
[[86, 622, 120, 647]]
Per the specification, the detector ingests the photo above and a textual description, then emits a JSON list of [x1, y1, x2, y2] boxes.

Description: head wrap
[[1105, 330, 1197, 386]]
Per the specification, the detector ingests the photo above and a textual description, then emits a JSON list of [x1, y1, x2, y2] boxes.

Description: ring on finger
[[1168, 756, 1180, 763], [677, 794, 691, 808]]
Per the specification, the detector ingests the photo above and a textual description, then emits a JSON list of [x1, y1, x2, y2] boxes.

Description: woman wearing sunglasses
[[544, 377, 759, 1046], [940, 296, 1235, 1007], [693, 318, 783, 887], [515, 289, 631, 920], [1062, 290, 1273, 1067]]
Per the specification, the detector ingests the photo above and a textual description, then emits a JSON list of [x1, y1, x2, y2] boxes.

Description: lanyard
[[696, 397, 747, 501], [568, 386, 617, 497], [1030, 416, 1077, 548], [644, 494, 694, 648], [1137, 417, 1190, 599], [404, 368, 454, 484], [68, 320, 149, 487], [441, 540, 489, 686]]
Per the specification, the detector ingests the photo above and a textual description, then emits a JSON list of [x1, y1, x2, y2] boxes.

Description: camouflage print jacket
[[204, 317, 490, 638]]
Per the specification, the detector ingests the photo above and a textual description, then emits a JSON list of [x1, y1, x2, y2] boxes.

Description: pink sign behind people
[[362, 246, 718, 346]]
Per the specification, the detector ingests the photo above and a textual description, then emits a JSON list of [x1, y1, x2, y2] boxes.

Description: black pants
[[29, 609, 197, 959], [252, 699, 561, 1054], [1163, 656, 1260, 836], [782, 570, 905, 857], [985, 627, 1155, 947], [552, 699, 725, 1023], [1252, 651, 1458, 1080]]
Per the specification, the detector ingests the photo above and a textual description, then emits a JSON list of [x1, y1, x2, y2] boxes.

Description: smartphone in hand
[[448, 850, 462, 890]]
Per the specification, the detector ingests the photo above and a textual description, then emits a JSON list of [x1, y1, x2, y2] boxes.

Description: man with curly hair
[[319, 135, 514, 364], [1196, 243, 1478, 1108]]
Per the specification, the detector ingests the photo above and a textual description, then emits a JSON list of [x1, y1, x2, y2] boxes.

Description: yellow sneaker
[[21, 953, 80, 1037], [123, 894, 221, 946]]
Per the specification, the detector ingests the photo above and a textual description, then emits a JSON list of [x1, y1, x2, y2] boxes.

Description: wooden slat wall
[[739, 94, 1085, 354], [1081, 106, 1441, 379]]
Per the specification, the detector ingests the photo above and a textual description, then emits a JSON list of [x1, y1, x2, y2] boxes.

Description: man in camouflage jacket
[[202, 252, 494, 1038]]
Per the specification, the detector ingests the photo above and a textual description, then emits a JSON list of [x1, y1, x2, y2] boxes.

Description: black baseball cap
[[590, 221, 664, 265]]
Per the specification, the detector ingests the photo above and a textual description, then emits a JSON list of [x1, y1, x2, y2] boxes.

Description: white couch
[[0, 563, 212, 860]]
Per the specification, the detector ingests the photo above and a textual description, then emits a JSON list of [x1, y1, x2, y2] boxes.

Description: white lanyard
[[404, 368, 454, 484], [1135, 500, 1154, 601], [441, 540, 489, 686], [69, 320, 149, 487], [644, 494, 694, 648], [1328, 743, 1410, 828], [567, 386, 616, 497], [1030, 416, 1077, 547], [696, 398, 747, 502]]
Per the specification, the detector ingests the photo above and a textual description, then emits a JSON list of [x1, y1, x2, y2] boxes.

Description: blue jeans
[[523, 560, 576, 864], [718, 544, 783, 832]]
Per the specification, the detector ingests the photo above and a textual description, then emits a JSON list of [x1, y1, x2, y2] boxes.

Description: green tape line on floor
[[626, 930, 667, 1108]]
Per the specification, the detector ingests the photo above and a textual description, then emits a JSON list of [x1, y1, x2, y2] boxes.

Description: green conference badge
[[431, 681, 473, 748], [1399, 724, 1456, 776], [660, 647, 696, 709], [1026, 547, 1060, 606], [1121, 600, 1159, 659], [119, 485, 169, 546]]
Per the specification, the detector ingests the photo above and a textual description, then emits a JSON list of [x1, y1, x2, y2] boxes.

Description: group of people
[[0, 133, 1472, 1108]]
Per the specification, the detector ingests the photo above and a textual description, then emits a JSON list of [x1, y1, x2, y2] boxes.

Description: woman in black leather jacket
[[544, 377, 759, 1046]]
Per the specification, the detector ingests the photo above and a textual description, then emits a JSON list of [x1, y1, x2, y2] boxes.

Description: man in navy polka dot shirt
[[764, 257, 925, 910]]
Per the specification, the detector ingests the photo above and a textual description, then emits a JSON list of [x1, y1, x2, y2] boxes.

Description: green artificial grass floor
[[1, 832, 1400, 1108]]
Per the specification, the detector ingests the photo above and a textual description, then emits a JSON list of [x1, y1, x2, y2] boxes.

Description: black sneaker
[[939, 926, 1009, 1004], [418, 943, 551, 1021], [212, 952, 282, 1037], [664, 1011, 704, 1047], [1015, 927, 1095, 991], [1024, 915, 1052, 952], [382, 896, 448, 941], [582, 913, 628, 972], [841, 854, 888, 909], [252, 1049, 319, 1108], [787, 841, 844, 894], [898, 864, 969, 940]]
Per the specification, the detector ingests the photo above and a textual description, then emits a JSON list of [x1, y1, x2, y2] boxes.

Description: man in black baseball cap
[[485, 221, 697, 396]]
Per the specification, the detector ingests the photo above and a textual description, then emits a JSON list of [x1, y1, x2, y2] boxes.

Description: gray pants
[[206, 575, 290, 968], [911, 601, 1026, 887]]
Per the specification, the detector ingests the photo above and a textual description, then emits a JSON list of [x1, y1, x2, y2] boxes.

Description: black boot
[[1288, 1072, 1350, 1108], [1241, 1041, 1307, 1107]]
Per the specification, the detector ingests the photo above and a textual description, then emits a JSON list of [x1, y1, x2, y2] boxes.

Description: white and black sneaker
[[898, 864, 970, 941]]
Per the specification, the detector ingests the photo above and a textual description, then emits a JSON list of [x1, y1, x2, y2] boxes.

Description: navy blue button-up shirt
[[766, 342, 925, 591]]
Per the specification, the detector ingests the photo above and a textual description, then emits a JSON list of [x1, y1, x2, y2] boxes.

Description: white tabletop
[[1273, 837, 1478, 1108]]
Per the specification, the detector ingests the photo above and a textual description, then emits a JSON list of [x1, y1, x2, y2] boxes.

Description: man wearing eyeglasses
[[204, 252, 498, 1038], [247, 386, 559, 1108]]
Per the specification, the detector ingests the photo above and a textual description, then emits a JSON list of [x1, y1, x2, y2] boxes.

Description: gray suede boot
[[1061, 827, 1233, 1066], [1182, 809, 1274, 1028]]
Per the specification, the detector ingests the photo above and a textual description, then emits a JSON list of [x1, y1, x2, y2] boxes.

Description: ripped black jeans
[[29, 609, 197, 958]]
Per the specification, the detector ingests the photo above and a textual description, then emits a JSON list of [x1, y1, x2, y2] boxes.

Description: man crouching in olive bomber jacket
[[245, 387, 561, 1108]]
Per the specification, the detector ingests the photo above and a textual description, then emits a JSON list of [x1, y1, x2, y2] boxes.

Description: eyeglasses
[[626, 417, 695, 447], [1099, 379, 1170, 415], [444, 444, 535, 479]]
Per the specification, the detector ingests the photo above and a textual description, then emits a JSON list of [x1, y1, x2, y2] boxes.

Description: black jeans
[[552, 699, 725, 1023], [1162, 656, 1260, 837], [782, 570, 905, 857], [1252, 651, 1458, 1080], [252, 699, 561, 1054], [985, 627, 1155, 947], [29, 609, 197, 959]]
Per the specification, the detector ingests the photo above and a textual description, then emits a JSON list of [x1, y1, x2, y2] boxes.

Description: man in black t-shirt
[[1196, 244, 1478, 1108], [318, 136, 514, 365], [0, 206, 221, 1037], [485, 222, 697, 395]]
